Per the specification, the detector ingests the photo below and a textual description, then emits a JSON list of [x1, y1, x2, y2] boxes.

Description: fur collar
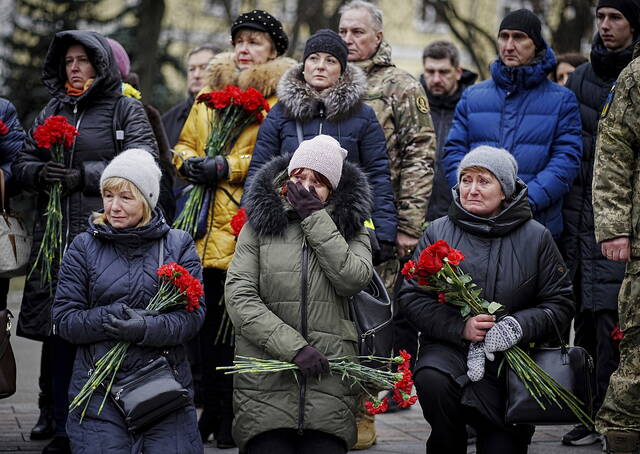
[[244, 155, 373, 241], [276, 63, 367, 122], [205, 53, 296, 98]]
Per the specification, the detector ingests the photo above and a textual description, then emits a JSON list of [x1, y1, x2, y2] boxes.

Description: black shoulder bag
[[505, 308, 594, 425], [108, 239, 191, 432]]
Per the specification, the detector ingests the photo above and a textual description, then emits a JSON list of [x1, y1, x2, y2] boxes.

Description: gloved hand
[[39, 162, 82, 192], [373, 240, 396, 265], [286, 181, 324, 219], [179, 156, 228, 185], [484, 316, 523, 361], [292, 345, 330, 378], [467, 341, 486, 382], [102, 306, 158, 343]]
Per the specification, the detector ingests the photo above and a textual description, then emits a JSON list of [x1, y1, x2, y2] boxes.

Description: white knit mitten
[[484, 316, 523, 361], [467, 341, 486, 382]]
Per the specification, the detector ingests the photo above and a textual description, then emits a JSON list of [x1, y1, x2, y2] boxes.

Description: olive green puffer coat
[[225, 155, 374, 451]]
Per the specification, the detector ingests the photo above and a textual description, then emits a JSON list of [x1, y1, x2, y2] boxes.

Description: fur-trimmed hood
[[205, 52, 296, 97], [276, 63, 368, 122], [244, 154, 373, 241]]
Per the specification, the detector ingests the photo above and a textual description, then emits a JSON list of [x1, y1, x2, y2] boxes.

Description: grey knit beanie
[[100, 148, 161, 209], [457, 146, 518, 198], [288, 135, 348, 190]]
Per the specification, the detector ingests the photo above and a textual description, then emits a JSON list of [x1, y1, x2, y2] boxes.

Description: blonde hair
[[93, 177, 152, 227], [232, 29, 276, 54]]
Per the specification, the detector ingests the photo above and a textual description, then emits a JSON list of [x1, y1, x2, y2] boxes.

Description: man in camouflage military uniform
[[338, 0, 436, 449], [592, 44, 640, 454]]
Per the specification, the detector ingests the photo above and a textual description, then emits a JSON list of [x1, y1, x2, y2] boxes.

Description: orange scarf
[[65, 78, 94, 96]]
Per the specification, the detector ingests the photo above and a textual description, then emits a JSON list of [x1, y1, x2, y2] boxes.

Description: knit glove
[[467, 341, 486, 382], [102, 306, 158, 343], [292, 345, 330, 378], [39, 161, 82, 193], [286, 181, 324, 219], [483, 316, 523, 361]]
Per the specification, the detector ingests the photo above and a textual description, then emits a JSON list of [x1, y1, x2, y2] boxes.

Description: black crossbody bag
[[505, 308, 594, 425], [108, 238, 191, 432]]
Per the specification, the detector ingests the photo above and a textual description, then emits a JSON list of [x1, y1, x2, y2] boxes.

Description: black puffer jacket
[[420, 69, 477, 221], [561, 35, 633, 312], [13, 30, 158, 340], [53, 212, 204, 452], [398, 180, 574, 425]]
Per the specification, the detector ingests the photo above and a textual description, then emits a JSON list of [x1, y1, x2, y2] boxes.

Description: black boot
[[215, 416, 236, 449], [198, 408, 220, 443], [42, 435, 70, 454], [31, 406, 55, 440]]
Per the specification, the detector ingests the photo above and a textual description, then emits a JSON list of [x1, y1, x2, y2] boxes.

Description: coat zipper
[[298, 237, 309, 434], [318, 105, 324, 135]]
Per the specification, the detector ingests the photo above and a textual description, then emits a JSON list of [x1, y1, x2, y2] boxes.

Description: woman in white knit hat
[[52, 149, 205, 453], [225, 135, 374, 452]]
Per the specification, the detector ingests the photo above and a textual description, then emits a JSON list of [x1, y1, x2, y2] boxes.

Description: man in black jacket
[[561, 0, 639, 447], [419, 41, 477, 221], [162, 45, 217, 148]]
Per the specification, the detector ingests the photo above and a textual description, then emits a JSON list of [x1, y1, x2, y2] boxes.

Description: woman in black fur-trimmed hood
[[247, 29, 397, 260], [225, 135, 374, 452]]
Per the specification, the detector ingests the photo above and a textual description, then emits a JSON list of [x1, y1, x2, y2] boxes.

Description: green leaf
[[461, 305, 471, 318], [488, 301, 503, 314], [459, 274, 472, 284]]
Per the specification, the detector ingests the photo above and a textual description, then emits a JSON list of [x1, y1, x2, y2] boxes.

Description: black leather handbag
[[349, 270, 393, 364], [505, 308, 594, 425], [110, 356, 191, 432]]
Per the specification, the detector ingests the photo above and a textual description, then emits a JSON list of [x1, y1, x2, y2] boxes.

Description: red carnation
[[226, 85, 243, 104], [401, 260, 416, 280], [611, 326, 624, 342], [446, 249, 465, 266], [426, 240, 450, 259], [438, 292, 447, 304], [0, 120, 8, 135], [365, 397, 388, 415], [419, 252, 443, 275], [230, 207, 247, 237], [33, 115, 79, 150]]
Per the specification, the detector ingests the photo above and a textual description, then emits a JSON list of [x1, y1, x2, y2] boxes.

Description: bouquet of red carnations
[[402, 240, 593, 426], [173, 85, 270, 237], [29, 115, 79, 288], [218, 350, 418, 415], [69, 262, 203, 421]]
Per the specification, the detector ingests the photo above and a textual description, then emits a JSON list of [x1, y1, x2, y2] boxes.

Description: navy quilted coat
[[442, 47, 582, 237], [52, 212, 204, 453], [13, 30, 158, 340], [0, 98, 25, 183], [246, 63, 397, 243]]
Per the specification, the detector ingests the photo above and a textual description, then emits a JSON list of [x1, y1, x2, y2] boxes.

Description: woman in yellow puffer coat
[[173, 9, 295, 448]]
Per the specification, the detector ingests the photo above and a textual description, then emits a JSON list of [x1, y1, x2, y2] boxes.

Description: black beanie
[[303, 29, 349, 73], [597, 0, 640, 34], [499, 9, 546, 51], [230, 10, 289, 56]]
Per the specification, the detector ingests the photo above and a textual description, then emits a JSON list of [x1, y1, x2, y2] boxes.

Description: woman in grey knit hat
[[398, 145, 575, 453], [52, 149, 205, 453]]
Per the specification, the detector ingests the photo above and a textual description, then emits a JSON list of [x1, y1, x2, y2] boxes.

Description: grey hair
[[186, 44, 219, 61], [339, 0, 384, 31]]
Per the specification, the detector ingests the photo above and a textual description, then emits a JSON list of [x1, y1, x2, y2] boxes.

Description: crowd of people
[[1, 0, 640, 453]]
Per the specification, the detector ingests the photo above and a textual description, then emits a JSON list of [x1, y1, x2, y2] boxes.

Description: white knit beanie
[[100, 148, 161, 209], [457, 146, 519, 198], [287, 135, 348, 190]]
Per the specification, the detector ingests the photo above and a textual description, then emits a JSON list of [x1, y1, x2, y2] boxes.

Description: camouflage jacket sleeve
[[393, 76, 436, 238], [592, 67, 639, 244]]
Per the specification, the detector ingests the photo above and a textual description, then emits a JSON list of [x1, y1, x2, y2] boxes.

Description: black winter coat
[[52, 212, 204, 452], [561, 36, 632, 312], [420, 70, 477, 221], [246, 63, 397, 244], [398, 181, 574, 426], [13, 30, 158, 340]]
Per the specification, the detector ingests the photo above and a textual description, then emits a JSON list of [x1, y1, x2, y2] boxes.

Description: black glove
[[373, 240, 396, 265], [39, 161, 82, 192], [286, 181, 324, 219], [102, 306, 158, 343], [292, 345, 330, 378], [180, 156, 228, 185]]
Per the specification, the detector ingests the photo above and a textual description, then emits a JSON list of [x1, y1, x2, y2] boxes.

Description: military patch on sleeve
[[416, 95, 429, 114], [601, 82, 617, 118]]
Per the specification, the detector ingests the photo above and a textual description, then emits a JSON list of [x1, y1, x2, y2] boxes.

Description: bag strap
[[296, 121, 304, 145], [541, 307, 568, 355], [113, 96, 126, 154], [0, 168, 6, 216], [158, 237, 164, 267]]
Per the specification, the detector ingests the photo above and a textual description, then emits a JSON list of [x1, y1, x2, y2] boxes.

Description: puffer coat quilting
[[226, 155, 374, 450], [13, 30, 158, 340]]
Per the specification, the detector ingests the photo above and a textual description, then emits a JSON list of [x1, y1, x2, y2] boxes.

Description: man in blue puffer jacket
[[442, 9, 582, 238]]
